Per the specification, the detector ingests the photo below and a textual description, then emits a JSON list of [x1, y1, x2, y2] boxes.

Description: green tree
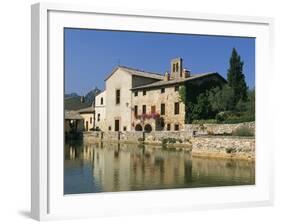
[[247, 88, 255, 114], [208, 85, 235, 112], [192, 93, 213, 120], [178, 85, 187, 104], [179, 85, 191, 123], [227, 48, 248, 105]]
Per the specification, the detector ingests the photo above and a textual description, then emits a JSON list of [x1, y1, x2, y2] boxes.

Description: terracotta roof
[[104, 66, 164, 81], [131, 72, 226, 90], [65, 110, 83, 120], [76, 106, 95, 113]]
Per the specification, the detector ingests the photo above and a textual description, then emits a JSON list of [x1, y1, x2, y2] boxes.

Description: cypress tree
[[227, 48, 248, 105]]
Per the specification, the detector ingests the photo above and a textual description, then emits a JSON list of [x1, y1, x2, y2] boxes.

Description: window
[[134, 91, 138, 97], [151, 106, 156, 113], [161, 103, 165, 115], [90, 117, 92, 124], [142, 105, 146, 114], [176, 63, 179, 72], [97, 113, 100, 121], [143, 90, 146, 96], [174, 124, 179, 131], [161, 88, 165, 93], [108, 126, 111, 131], [100, 97, 103, 105], [134, 105, 138, 118], [175, 85, 179, 91], [173, 63, 175, 72], [174, 102, 180, 114], [167, 124, 171, 131], [116, 89, 120, 104], [123, 126, 127, 131]]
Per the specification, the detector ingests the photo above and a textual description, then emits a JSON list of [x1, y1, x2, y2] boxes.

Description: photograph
[[63, 28, 255, 195]]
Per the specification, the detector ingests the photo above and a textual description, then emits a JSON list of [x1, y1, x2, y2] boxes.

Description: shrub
[[161, 138, 178, 145], [161, 138, 168, 147], [192, 119, 217, 124], [232, 126, 254, 136], [226, 147, 236, 154], [138, 137, 144, 142], [215, 111, 232, 123], [215, 111, 255, 124], [168, 138, 177, 144], [224, 114, 255, 124]]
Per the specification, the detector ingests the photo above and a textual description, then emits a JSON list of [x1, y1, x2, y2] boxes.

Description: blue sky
[[64, 28, 255, 95]]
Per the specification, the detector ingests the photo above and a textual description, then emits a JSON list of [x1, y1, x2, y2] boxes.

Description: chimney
[[164, 71, 170, 81], [183, 68, 191, 78], [170, 57, 183, 79]]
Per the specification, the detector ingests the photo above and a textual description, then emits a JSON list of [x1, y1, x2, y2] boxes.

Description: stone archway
[[135, 124, 143, 131], [144, 124, 152, 133]]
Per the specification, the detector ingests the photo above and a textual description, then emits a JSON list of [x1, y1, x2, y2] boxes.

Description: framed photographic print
[[31, 2, 274, 221]]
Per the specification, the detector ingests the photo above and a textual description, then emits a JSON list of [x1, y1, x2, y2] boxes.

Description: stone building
[[104, 65, 163, 132], [76, 106, 95, 131], [94, 90, 106, 131], [64, 110, 84, 139], [96, 57, 226, 132]]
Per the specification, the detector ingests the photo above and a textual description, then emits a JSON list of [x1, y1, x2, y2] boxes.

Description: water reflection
[[64, 141, 255, 194]]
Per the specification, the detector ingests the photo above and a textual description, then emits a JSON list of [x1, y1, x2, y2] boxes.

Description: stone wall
[[143, 131, 192, 144], [83, 131, 121, 143], [119, 131, 144, 142], [191, 136, 255, 160], [185, 122, 255, 135], [83, 122, 255, 161], [83, 131, 192, 144]]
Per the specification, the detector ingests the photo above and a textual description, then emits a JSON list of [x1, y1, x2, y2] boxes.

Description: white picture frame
[[31, 2, 274, 221]]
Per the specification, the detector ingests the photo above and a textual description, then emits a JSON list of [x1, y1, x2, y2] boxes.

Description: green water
[[64, 141, 255, 194]]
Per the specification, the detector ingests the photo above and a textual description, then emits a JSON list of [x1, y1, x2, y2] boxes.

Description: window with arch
[[176, 62, 179, 72], [100, 97, 103, 105]]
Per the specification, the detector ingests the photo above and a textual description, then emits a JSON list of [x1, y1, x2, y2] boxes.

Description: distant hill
[[64, 87, 101, 110], [65, 92, 79, 99], [84, 87, 101, 104]]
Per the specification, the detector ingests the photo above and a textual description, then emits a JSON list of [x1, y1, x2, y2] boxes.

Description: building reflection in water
[[64, 142, 255, 194]]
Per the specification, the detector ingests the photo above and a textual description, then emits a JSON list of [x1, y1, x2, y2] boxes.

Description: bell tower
[[170, 57, 183, 79]]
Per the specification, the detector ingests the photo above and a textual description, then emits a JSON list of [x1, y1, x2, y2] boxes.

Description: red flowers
[[135, 112, 160, 120]]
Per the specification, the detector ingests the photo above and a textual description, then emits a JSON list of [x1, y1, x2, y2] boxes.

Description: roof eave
[[104, 66, 121, 81], [131, 72, 226, 91]]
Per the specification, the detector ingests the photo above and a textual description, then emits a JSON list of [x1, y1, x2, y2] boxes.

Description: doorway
[[114, 119, 120, 131], [144, 124, 152, 133]]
